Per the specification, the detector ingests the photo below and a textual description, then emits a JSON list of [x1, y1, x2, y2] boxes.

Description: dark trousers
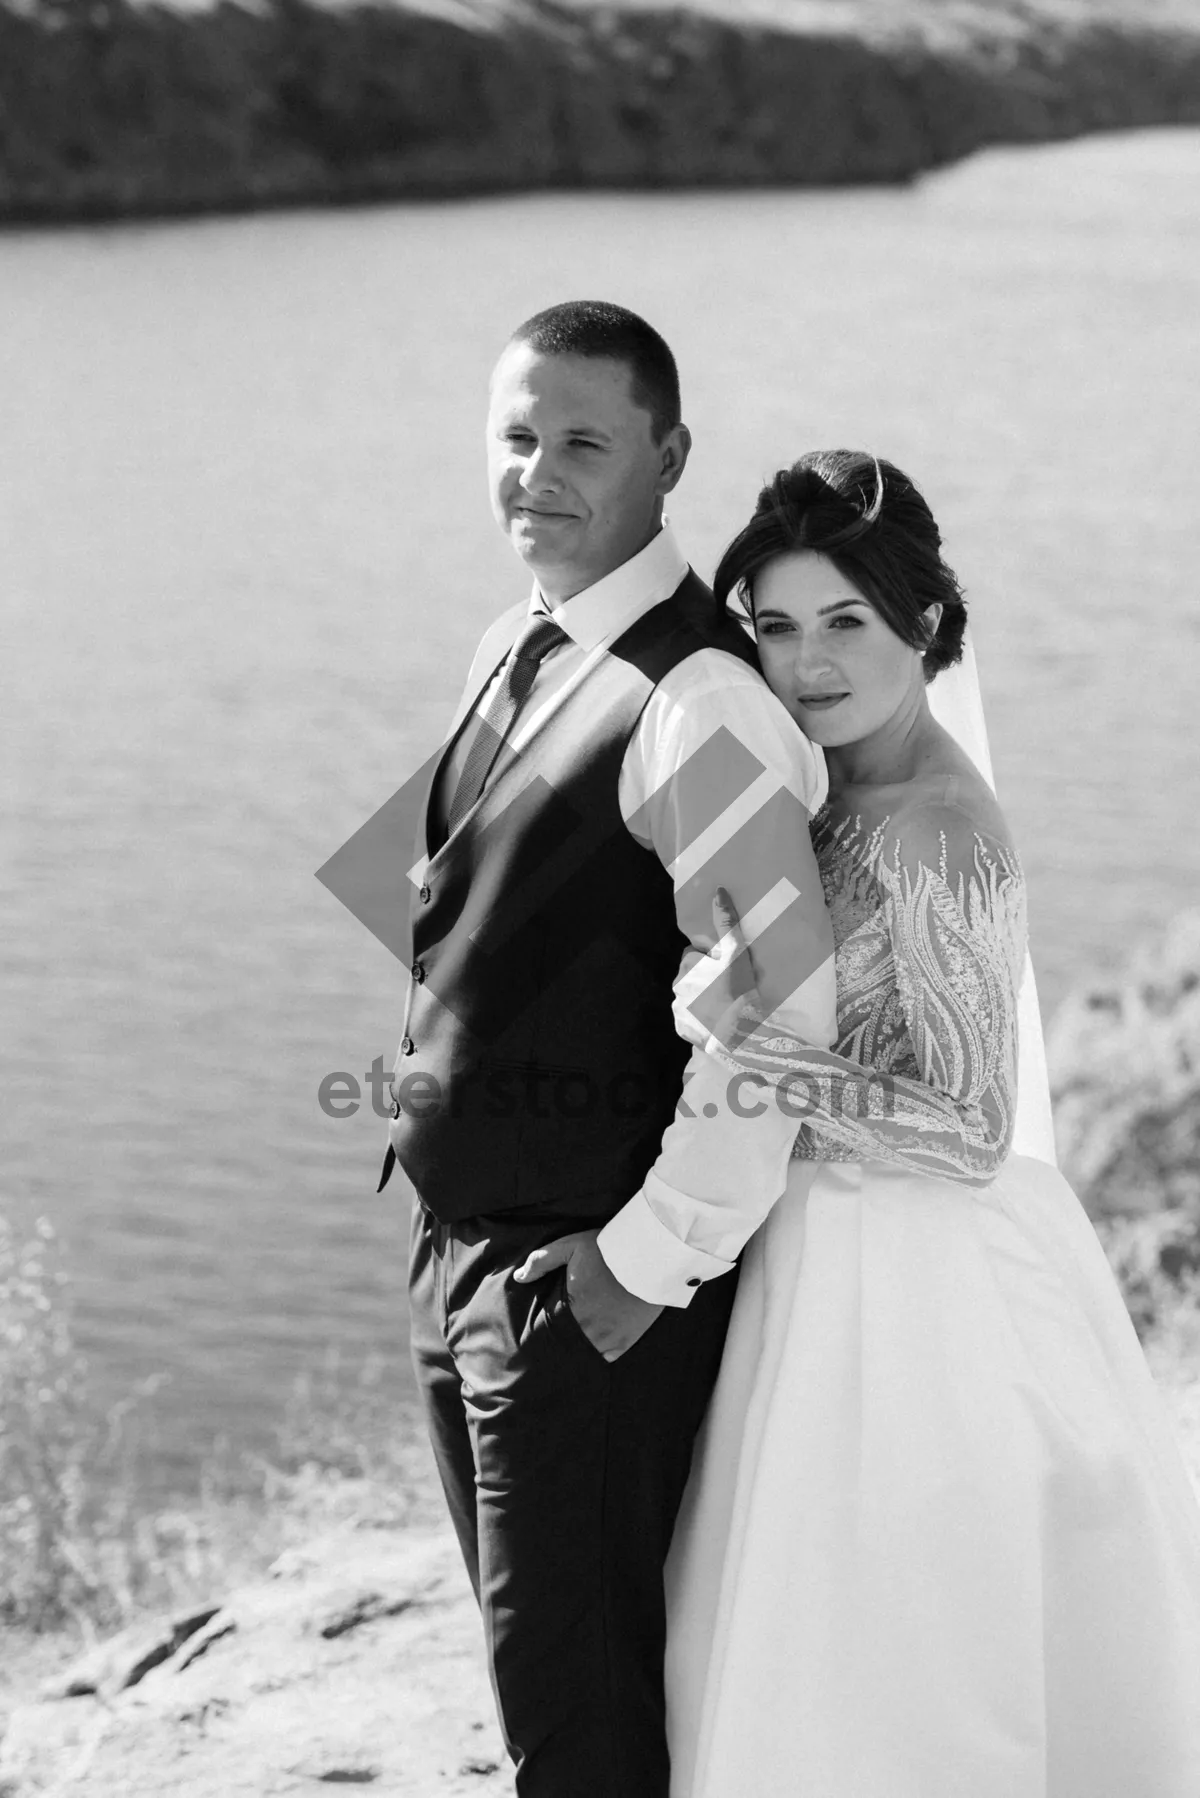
[[409, 1200, 738, 1798]]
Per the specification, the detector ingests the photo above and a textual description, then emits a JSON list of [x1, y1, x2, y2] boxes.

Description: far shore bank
[[3, 0, 1200, 228]]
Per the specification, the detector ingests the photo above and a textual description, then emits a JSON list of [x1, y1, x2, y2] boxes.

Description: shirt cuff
[[596, 1188, 736, 1308]]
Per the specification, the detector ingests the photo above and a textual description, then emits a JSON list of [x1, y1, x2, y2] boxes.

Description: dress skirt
[[665, 1154, 1200, 1798]]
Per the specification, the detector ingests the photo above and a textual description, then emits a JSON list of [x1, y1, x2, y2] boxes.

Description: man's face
[[487, 345, 689, 602]]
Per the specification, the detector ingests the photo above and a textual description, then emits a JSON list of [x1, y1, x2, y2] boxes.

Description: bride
[[662, 451, 1200, 1796]]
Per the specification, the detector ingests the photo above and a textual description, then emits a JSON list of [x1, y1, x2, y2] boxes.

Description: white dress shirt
[[433, 523, 839, 1306]]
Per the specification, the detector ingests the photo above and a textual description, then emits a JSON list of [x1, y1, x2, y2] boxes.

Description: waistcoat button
[[400, 1035, 415, 1056], [411, 961, 425, 984], [418, 885, 431, 904]]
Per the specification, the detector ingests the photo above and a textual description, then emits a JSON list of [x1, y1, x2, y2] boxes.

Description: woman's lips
[[796, 692, 849, 710]]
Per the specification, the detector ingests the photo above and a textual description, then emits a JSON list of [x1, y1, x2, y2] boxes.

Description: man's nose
[[519, 445, 564, 494]]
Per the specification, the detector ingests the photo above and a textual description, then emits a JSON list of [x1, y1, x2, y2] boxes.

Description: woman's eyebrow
[[817, 598, 869, 616]]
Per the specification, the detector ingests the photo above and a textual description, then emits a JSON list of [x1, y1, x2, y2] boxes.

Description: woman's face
[[752, 551, 933, 749]]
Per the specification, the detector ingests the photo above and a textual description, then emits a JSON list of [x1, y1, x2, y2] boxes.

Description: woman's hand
[[513, 1230, 664, 1361]]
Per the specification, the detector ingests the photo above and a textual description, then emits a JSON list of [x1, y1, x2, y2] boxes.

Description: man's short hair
[[507, 301, 682, 442]]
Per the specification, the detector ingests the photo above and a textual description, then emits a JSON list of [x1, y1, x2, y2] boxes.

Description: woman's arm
[[708, 804, 1027, 1187]]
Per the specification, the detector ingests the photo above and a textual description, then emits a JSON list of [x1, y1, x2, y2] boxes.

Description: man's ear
[[656, 422, 692, 497]]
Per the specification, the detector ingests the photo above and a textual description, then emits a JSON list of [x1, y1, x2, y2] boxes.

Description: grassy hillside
[[2, 0, 1200, 224]]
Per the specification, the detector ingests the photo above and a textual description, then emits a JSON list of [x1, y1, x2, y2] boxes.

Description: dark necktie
[[446, 612, 569, 835]]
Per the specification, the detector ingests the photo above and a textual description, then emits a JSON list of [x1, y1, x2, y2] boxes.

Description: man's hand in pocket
[[514, 1230, 663, 1362]]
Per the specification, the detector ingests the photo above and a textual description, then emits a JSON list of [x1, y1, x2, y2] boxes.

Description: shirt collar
[[530, 522, 689, 652]]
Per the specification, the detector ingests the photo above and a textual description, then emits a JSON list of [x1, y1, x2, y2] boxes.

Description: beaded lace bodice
[[717, 776, 1027, 1187]]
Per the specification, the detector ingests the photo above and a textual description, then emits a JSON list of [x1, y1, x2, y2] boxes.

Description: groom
[[379, 301, 835, 1795]]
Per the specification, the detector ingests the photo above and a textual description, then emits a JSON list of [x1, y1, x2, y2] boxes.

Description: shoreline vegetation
[[3, 0, 1200, 228], [3, 910, 1199, 1785]]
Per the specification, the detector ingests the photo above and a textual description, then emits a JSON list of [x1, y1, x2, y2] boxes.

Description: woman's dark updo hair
[[714, 450, 967, 680]]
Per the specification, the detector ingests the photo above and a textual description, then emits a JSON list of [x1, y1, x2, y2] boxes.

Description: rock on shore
[[0, 1518, 513, 1796], [2, 0, 1200, 224]]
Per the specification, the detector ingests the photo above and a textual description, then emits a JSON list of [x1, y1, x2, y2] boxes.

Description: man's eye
[[569, 438, 602, 450], [505, 431, 535, 446]]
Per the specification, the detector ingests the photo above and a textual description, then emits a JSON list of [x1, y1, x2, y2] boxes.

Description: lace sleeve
[[713, 803, 1027, 1187]]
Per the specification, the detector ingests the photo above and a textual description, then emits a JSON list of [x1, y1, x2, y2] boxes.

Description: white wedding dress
[[664, 651, 1200, 1797]]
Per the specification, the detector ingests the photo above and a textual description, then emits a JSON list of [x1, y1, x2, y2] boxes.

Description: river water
[[3, 129, 1199, 1499]]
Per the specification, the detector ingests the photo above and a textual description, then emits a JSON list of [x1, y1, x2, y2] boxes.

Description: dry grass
[[0, 1214, 442, 1718]]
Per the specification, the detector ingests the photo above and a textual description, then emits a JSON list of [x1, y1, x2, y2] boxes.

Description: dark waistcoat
[[388, 570, 757, 1226]]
